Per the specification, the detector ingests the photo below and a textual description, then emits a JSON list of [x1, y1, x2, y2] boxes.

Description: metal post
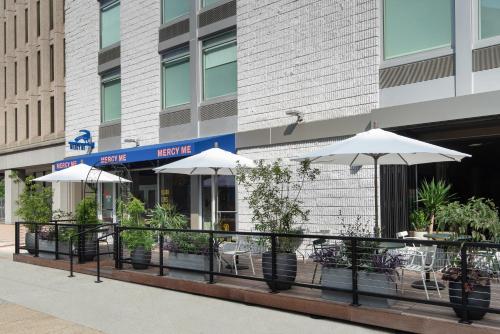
[[114, 224, 120, 269], [117, 226, 123, 270], [95, 238, 102, 283], [54, 221, 59, 260], [351, 238, 360, 306], [14, 222, 19, 254], [460, 244, 471, 324], [208, 231, 214, 284], [34, 225, 39, 258], [271, 234, 278, 292], [78, 225, 84, 263], [373, 155, 380, 237], [158, 234, 164, 277], [68, 237, 74, 277]]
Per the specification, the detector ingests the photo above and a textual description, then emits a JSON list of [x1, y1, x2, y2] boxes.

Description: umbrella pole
[[214, 168, 219, 231], [374, 155, 380, 237]]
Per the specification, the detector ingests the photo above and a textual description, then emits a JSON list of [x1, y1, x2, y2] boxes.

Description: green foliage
[[417, 179, 453, 229], [148, 203, 187, 230], [410, 209, 428, 232], [435, 197, 500, 242], [15, 176, 53, 231], [237, 159, 320, 233], [0, 178, 5, 199], [237, 159, 319, 251], [120, 197, 155, 251], [75, 197, 99, 225]]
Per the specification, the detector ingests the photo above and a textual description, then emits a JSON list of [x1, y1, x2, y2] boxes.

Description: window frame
[[99, 0, 120, 50], [202, 31, 237, 101], [201, 0, 222, 9], [380, 0, 455, 69], [473, 0, 500, 49], [162, 50, 191, 109], [161, 0, 191, 25], [100, 71, 121, 123]]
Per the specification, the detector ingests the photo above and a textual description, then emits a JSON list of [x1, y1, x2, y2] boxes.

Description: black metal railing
[[15, 221, 115, 263], [14, 223, 500, 324]]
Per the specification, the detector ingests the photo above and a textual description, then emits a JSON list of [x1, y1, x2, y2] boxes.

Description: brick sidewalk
[[0, 300, 102, 334]]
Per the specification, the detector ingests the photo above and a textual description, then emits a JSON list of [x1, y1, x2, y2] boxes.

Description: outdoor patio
[[12, 225, 500, 334]]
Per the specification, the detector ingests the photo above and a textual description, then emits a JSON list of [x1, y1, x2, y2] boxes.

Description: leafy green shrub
[[148, 203, 187, 230], [75, 197, 99, 225], [410, 209, 428, 232], [0, 178, 5, 199], [120, 197, 154, 252], [435, 197, 500, 241], [16, 176, 53, 231]]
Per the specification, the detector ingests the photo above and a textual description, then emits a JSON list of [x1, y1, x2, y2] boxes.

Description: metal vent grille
[[160, 109, 191, 128], [199, 0, 236, 28], [159, 19, 190, 42], [200, 99, 237, 121], [98, 45, 120, 65], [380, 55, 455, 89], [99, 122, 121, 139], [473, 44, 500, 72]]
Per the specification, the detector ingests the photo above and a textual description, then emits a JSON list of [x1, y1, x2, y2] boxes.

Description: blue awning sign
[[54, 133, 235, 171]]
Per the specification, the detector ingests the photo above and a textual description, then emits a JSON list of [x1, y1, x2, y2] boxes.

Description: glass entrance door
[[201, 175, 236, 230]]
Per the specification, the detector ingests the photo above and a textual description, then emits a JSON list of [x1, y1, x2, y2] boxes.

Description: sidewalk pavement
[[0, 225, 389, 334], [0, 298, 102, 333]]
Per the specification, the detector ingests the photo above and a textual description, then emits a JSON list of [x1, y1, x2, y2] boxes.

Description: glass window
[[202, 0, 220, 8], [162, 53, 190, 108], [479, 0, 500, 40], [202, 31, 237, 100], [100, 0, 120, 49], [162, 0, 190, 23], [101, 73, 121, 122], [383, 0, 452, 60]]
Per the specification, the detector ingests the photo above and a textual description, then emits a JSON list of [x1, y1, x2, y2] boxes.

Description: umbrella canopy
[[154, 147, 255, 229], [293, 128, 471, 236], [296, 128, 470, 165], [153, 147, 256, 175], [33, 163, 131, 183]]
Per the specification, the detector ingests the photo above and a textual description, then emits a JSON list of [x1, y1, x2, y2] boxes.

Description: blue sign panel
[[68, 130, 95, 152], [54, 133, 235, 171]]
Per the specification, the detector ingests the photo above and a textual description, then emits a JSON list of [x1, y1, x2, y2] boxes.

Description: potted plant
[[417, 179, 453, 233], [409, 209, 428, 239], [237, 159, 320, 290], [317, 217, 402, 307], [72, 197, 100, 261], [442, 254, 492, 320], [152, 203, 216, 281], [120, 197, 154, 269], [15, 175, 53, 254]]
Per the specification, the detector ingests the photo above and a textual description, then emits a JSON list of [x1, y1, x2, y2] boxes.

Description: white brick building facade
[[64, 0, 100, 156], [236, 0, 380, 233]]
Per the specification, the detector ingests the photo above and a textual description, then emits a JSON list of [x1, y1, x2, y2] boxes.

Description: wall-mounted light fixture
[[124, 138, 140, 147], [286, 110, 304, 123]]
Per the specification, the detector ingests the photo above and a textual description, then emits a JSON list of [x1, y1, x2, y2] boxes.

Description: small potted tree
[[409, 209, 428, 239], [120, 197, 154, 269], [436, 197, 500, 320], [417, 179, 453, 234], [237, 159, 320, 290], [73, 197, 100, 261], [15, 176, 53, 254]]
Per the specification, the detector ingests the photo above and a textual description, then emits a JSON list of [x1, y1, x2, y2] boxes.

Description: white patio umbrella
[[33, 163, 131, 184], [154, 146, 256, 229], [293, 128, 471, 236]]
